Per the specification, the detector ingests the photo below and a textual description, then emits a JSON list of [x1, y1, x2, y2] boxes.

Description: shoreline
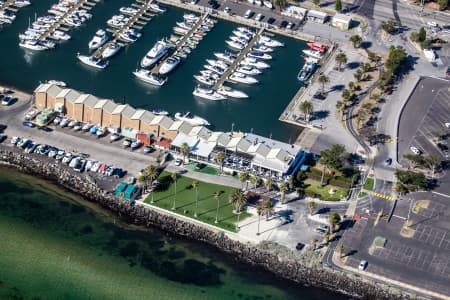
[[0, 146, 414, 300]]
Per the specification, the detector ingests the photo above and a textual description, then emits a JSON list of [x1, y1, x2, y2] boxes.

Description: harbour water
[[0, 0, 306, 142], [0, 167, 347, 299]]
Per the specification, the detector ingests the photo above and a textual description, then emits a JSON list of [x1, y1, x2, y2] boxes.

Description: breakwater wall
[[0, 147, 415, 300]]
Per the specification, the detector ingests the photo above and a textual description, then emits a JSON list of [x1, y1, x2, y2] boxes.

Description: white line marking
[[432, 191, 450, 198]]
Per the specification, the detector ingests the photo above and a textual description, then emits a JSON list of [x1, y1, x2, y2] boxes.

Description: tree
[[279, 182, 288, 203], [356, 109, 367, 129], [312, 0, 320, 6], [146, 165, 158, 204], [337, 243, 344, 258], [395, 170, 428, 193], [299, 100, 314, 121], [229, 189, 247, 229], [341, 89, 351, 101], [319, 144, 347, 185], [192, 181, 200, 217], [261, 196, 274, 221], [216, 151, 226, 173], [336, 101, 345, 121], [335, 52, 347, 71], [318, 74, 329, 95], [287, 176, 294, 190], [256, 205, 263, 235], [381, 19, 396, 34], [308, 201, 317, 215], [335, 0, 342, 11], [367, 51, 379, 63], [239, 172, 250, 190], [418, 27, 427, 42], [180, 142, 189, 163], [274, 0, 287, 10], [361, 62, 371, 73], [403, 153, 423, 169], [138, 172, 149, 193], [438, 0, 448, 10], [354, 68, 364, 82], [385, 46, 407, 75], [250, 174, 261, 190], [324, 231, 332, 244], [424, 155, 441, 177], [328, 212, 341, 232], [348, 81, 356, 92], [214, 191, 221, 223], [264, 177, 273, 192], [171, 172, 178, 210], [349, 35, 362, 48]]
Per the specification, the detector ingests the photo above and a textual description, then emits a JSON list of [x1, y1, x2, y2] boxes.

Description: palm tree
[[319, 156, 329, 187], [335, 52, 347, 71], [336, 101, 345, 121], [328, 212, 341, 232], [349, 35, 362, 48], [146, 165, 157, 204], [216, 151, 226, 173], [287, 176, 294, 190], [171, 172, 178, 210], [311, 238, 318, 250], [264, 177, 273, 192], [180, 142, 189, 163], [348, 81, 356, 92], [299, 100, 314, 122], [341, 89, 352, 101], [261, 196, 274, 221], [250, 174, 261, 191], [229, 189, 247, 229], [213, 191, 220, 223], [318, 75, 329, 95], [192, 181, 200, 217], [279, 182, 288, 204], [239, 172, 250, 190], [337, 243, 344, 258], [256, 205, 263, 235], [324, 230, 332, 244], [274, 0, 287, 11], [138, 172, 148, 193], [308, 201, 317, 215]]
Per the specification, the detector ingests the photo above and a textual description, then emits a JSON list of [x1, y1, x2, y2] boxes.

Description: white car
[[110, 133, 121, 142], [445, 122, 450, 129], [410, 146, 421, 155], [60, 118, 70, 127], [90, 162, 101, 173], [254, 13, 263, 21], [62, 152, 73, 164], [244, 9, 253, 18], [85, 160, 96, 171], [175, 158, 183, 166], [358, 260, 368, 270], [11, 136, 20, 145], [286, 21, 294, 29], [69, 156, 80, 168], [25, 109, 39, 120]]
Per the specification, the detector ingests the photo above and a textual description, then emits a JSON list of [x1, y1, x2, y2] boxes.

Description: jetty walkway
[[152, 12, 209, 73], [213, 27, 264, 89], [92, 0, 156, 59], [38, 0, 100, 42]]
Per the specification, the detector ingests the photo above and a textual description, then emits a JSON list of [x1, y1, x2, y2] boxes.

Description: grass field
[[304, 179, 349, 201], [145, 172, 250, 232], [364, 178, 374, 191]]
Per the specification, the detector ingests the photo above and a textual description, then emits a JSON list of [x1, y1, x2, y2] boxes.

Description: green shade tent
[[114, 182, 128, 196], [124, 185, 137, 200]]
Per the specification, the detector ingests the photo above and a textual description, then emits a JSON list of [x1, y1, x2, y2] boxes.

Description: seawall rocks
[[0, 148, 414, 300]]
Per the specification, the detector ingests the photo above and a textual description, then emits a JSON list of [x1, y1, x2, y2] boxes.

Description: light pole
[[419, 0, 425, 16]]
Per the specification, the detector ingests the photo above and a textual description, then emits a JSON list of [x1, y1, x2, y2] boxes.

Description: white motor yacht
[[194, 75, 216, 86], [232, 30, 253, 40], [263, 0, 273, 8], [151, 109, 169, 116], [200, 70, 220, 80], [102, 42, 121, 58], [241, 57, 270, 69], [229, 35, 249, 45], [259, 35, 284, 47], [77, 54, 109, 69], [174, 111, 210, 126], [48, 80, 67, 87], [236, 65, 262, 75], [141, 39, 168, 68], [119, 6, 138, 15], [119, 28, 141, 43], [149, 2, 167, 13], [253, 44, 273, 53], [51, 30, 71, 41], [206, 59, 229, 70], [204, 64, 225, 75], [225, 40, 245, 50], [247, 51, 272, 60], [176, 21, 193, 30], [88, 29, 108, 50], [255, 0, 262, 5], [214, 52, 236, 64], [159, 56, 181, 74], [193, 86, 227, 101], [19, 39, 48, 51], [217, 86, 248, 98], [229, 72, 258, 84], [133, 69, 167, 86], [302, 49, 323, 59], [13, 0, 31, 7], [183, 13, 199, 22]]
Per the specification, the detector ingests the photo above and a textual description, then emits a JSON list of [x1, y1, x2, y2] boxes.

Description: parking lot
[[398, 77, 450, 164]]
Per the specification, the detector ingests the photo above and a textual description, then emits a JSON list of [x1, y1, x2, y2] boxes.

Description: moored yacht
[[225, 39, 245, 50], [206, 59, 229, 70], [217, 86, 248, 98], [141, 39, 168, 68], [88, 29, 108, 50], [297, 61, 316, 83], [51, 30, 71, 41], [214, 52, 236, 64], [77, 54, 109, 69], [193, 86, 227, 101], [119, 28, 141, 43], [236, 65, 262, 75], [229, 72, 258, 84], [19, 39, 48, 51], [232, 30, 253, 40], [247, 51, 272, 60], [174, 111, 210, 126], [159, 55, 181, 74], [183, 13, 199, 22], [259, 35, 284, 47], [199, 70, 220, 80], [204, 64, 225, 75], [149, 2, 167, 13], [302, 49, 323, 59], [119, 6, 138, 15], [133, 69, 167, 86], [240, 57, 270, 69], [194, 75, 216, 86], [253, 44, 273, 53], [102, 42, 121, 58]]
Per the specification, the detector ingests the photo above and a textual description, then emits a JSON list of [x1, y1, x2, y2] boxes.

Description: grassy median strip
[[363, 178, 374, 191], [304, 179, 349, 201], [145, 172, 249, 232]]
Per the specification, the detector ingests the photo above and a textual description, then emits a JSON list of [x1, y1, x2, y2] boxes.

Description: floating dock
[[213, 27, 264, 89], [92, 0, 156, 59]]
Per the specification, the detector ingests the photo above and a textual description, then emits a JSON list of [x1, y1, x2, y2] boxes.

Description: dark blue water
[[0, 0, 305, 141]]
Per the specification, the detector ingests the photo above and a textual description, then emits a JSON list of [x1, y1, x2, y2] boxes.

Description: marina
[[1, 0, 308, 141], [0, 0, 30, 26]]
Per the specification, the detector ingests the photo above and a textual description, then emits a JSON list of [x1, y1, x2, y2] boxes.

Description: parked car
[[122, 139, 132, 148], [68, 120, 78, 128], [280, 20, 288, 28], [62, 152, 74, 164], [53, 115, 62, 125], [0, 134, 6, 143], [131, 141, 142, 150], [286, 21, 294, 29], [74, 159, 86, 172], [110, 133, 121, 142], [38, 126, 52, 132], [11, 136, 20, 145], [73, 123, 82, 131], [55, 150, 65, 161], [18, 138, 31, 149], [254, 13, 263, 21], [410, 146, 421, 155], [195, 163, 206, 170], [446, 66, 450, 78], [445, 122, 450, 129], [96, 127, 105, 137], [39, 145, 50, 155], [85, 160, 96, 171], [223, 6, 231, 13], [295, 242, 305, 250], [358, 260, 368, 270], [82, 123, 92, 131], [1, 96, 15, 106], [280, 215, 292, 224], [25, 109, 39, 120], [22, 121, 35, 128], [69, 156, 80, 168], [25, 142, 38, 153], [244, 9, 254, 18], [90, 162, 101, 173], [384, 157, 392, 166], [143, 145, 154, 153], [48, 148, 59, 158], [175, 158, 183, 166], [267, 17, 275, 24]]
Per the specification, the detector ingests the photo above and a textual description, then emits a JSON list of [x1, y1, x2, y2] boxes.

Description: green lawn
[[304, 179, 349, 201], [144, 172, 250, 232], [364, 178, 374, 191], [184, 162, 219, 175]]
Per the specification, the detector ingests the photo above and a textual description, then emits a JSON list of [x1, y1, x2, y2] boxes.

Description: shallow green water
[[0, 168, 346, 300], [0, 0, 305, 141]]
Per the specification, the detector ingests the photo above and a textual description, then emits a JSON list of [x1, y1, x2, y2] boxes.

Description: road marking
[[370, 191, 396, 201], [431, 191, 450, 198], [393, 214, 407, 220]]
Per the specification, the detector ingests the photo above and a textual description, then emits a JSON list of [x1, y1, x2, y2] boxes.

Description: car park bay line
[[432, 191, 450, 198]]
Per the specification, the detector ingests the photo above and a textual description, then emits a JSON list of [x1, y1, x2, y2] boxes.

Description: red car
[[384, 87, 392, 95]]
